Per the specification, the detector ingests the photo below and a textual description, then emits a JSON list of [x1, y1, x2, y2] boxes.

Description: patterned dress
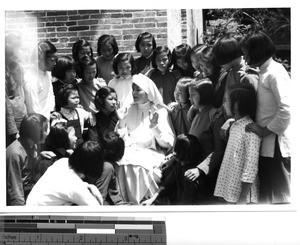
[[214, 116, 261, 203]]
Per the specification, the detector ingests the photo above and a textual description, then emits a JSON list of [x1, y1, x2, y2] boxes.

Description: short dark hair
[[152, 45, 172, 69], [19, 113, 47, 143], [190, 78, 214, 106], [213, 34, 242, 66], [97, 34, 119, 56], [58, 84, 78, 107], [69, 140, 104, 179], [72, 39, 93, 62], [135, 32, 156, 52], [240, 30, 276, 66], [45, 122, 71, 150], [173, 134, 201, 165], [77, 56, 98, 79], [171, 43, 193, 68], [51, 56, 75, 80], [32, 40, 57, 64], [112, 53, 135, 75], [100, 131, 124, 163], [228, 83, 257, 121], [94, 86, 117, 110]]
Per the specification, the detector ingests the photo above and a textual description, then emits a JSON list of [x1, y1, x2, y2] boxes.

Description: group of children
[[5, 28, 291, 206]]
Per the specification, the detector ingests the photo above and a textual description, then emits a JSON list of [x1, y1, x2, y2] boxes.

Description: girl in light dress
[[96, 34, 118, 84], [214, 83, 261, 204]]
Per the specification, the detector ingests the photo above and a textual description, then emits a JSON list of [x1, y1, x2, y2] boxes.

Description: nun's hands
[[149, 110, 159, 128]]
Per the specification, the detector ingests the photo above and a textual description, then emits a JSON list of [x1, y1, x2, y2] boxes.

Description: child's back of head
[[213, 34, 242, 66]]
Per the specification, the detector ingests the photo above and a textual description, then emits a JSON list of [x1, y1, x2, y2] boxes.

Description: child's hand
[[159, 154, 175, 171], [187, 106, 197, 122], [149, 110, 159, 128], [184, 168, 201, 182], [245, 123, 271, 138], [86, 183, 104, 205], [168, 102, 178, 112], [220, 118, 235, 141], [117, 107, 128, 128], [40, 151, 56, 160]]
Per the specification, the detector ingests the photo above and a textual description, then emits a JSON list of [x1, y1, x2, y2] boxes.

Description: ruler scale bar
[[0, 216, 166, 244]]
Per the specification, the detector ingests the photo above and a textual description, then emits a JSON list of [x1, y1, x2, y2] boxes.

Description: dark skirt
[[258, 136, 291, 204]]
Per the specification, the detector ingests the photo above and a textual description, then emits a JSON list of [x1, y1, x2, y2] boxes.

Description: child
[[171, 43, 195, 78], [96, 34, 118, 83], [87, 131, 127, 205], [72, 39, 93, 77], [108, 53, 137, 112], [38, 122, 77, 178], [141, 134, 202, 205], [6, 60, 27, 133], [51, 55, 77, 111], [58, 84, 94, 144], [146, 46, 181, 105], [241, 30, 291, 204], [87, 86, 119, 142], [6, 113, 49, 205], [214, 83, 261, 204], [26, 141, 104, 206], [133, 32, 156, 74], [23, 40, 57, 120], [190, 44, 205, 78], [77, 56, 106, 114], [169, 77, 192, 136], [212, 34, 258, 97], [193, 44, 227, 109]]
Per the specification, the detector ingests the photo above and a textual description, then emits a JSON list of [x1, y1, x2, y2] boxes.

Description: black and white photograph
[[1, 1, 300, 244]]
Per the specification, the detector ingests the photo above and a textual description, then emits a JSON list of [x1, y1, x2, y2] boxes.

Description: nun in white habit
[[116, 74, 175, 204]]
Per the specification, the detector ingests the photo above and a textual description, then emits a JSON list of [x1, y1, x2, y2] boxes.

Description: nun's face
[[132, 83, 148, 104]]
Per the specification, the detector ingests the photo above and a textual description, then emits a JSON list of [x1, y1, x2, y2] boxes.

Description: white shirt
[[257, 58, 291, 157], [23, 66, 55, 120], [26, 158, 101, 206], [108, 76, 134, 110]]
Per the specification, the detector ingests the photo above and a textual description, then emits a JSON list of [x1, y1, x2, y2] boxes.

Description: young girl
[[169, 77, 192, 136], [212, 34, 258, 97], [96, 35, 118, 83], [141, 134, 202, 205], [51, 56, 77, 111], [87, 86, 119, 142], [6, 113, 49, 205], [26, 141, 104, 206], [6, 60, 27, 133], [171, 43, 195, 78], [77, 56, 106, 114], [72, 39, 93, 76], [193, 44, 227, 109], [58, 84, 94, 144], [146, 46, 181, 105], [241, 30, 291, 204], [214, 83, 261, 204], [133, 32, 156, 74], [38, 122, 77, 178], [23, 40, 57, 120], [190, 44, 205, 78], [87, 131, 127, 205]]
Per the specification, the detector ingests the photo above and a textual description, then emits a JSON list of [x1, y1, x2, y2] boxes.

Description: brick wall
[[5, 9, 190, 62]]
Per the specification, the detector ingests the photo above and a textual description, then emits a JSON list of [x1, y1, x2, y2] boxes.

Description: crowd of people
[[5, 28, 291, 206]]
